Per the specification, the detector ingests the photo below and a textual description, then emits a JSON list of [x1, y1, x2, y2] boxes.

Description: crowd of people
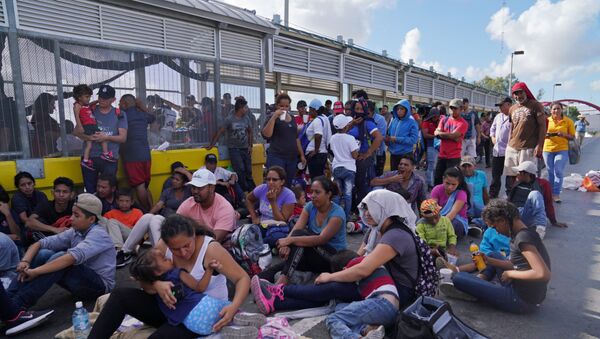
[[0, 81, 578, 338]]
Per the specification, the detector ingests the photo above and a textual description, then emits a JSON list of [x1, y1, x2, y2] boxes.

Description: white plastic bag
[[562, 173, 583, 190]]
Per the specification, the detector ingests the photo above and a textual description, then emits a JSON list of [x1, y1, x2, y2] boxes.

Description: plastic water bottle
[[72, 301, 90, 339]]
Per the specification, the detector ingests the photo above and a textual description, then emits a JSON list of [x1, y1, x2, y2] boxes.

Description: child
[[430, 167, 471, 238], [330, 114, 359, 220], [129, 249, 231, 336], [103, 188, 143, 228], [291, 185, 306, 220], [416, 199, 457, 259], [73, 84, 114, 170]]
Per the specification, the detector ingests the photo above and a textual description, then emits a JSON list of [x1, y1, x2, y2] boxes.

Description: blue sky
[[225, 0, 600, 107]]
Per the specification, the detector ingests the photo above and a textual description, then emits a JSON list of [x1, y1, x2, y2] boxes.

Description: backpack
[[299, 116, 325, 152], [385, 221, 439, 299], [229, 224, 264, 276], [263, 224, 291, 248]]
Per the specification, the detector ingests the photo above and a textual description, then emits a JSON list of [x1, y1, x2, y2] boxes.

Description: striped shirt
[[345, 256, 398, 299]]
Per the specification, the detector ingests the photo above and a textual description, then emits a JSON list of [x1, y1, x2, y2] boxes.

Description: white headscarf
[[359, 190, 417, 254]]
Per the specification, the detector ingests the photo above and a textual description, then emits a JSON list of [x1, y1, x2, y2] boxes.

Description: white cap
[[333, 114, 353, 130], [309, 98, 323, 110], [186, 168, 216, 188], [75, 301, 83, 308], [513, 161, 537, 175]]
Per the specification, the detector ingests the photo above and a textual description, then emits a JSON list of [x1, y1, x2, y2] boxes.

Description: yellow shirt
[[543, 116, 575, 152]]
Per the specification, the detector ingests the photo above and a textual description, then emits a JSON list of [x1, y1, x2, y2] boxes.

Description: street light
[[552, 83, 562, 102], [509, 50, 525, 96]]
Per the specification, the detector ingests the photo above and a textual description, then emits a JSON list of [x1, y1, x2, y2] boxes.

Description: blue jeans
[[426, 146, 437, 187], [543, 150, 569, 195], [0, 284, 20, 321], [469, 199, 485, 219], [266, 152, 297, 188], [82, 157, 118, 193], [7, 249, 106, 309], [326, 297, 398, 339], [274, 282, 361, 311], [333, 167, 355, 219], [452, 266, 538, 314], [229, 148, 256, 192], [355, 156, 375, 206], [519, 191, 547, 230]]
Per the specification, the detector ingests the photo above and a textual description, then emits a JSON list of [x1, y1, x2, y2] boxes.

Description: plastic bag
[[582, 176, 600, 192], [568, 139, 580, 165], [562, 173, 583, 190]]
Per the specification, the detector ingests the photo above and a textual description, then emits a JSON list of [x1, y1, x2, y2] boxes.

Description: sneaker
[[363, 325, 385, 339], [439, 282, 477, 302], [100, 151, 117, 162], [468, 224, 483, 237], [220, 325, 258, 339], [116, 250, 133, 268], [5, 309, 54, 336], [536, 225, 546, 240], [250, 275, 284, 315], [81, 159, 95, 171], [233, 312, 267, 327]]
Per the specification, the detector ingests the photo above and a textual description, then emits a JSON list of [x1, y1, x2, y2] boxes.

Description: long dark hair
[[443, 167, 471, 209], [160, 214, 213, 242], [129, 249, 161, 283]]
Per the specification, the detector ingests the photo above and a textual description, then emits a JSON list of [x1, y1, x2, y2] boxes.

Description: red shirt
[[437, 115, 468, 159], [77, 104, 97, 126], [422, 120, 438, 147]]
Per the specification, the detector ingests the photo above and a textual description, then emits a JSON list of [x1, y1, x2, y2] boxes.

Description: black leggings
[[88, 287, 197, 339]]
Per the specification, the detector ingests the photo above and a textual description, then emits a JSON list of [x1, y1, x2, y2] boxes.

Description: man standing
[[504, 82, 547, 191], [434, 99, 468, 185], [574, 115, 589, 147], [489, 97, 512, 198], [421, 107, 441, 188], [176, 169, 237, 243], [324, 99, 333, 116], [305, 99, 332, 179], [460, 98, 481, 158], [370, 101, 388, 176], [120, 94, 153, 211], [75, 85, 127, 194]]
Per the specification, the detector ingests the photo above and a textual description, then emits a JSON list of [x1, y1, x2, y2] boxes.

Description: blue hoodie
[[387, 99, 419, 156]]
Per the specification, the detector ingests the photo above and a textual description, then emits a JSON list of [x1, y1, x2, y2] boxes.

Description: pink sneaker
[[100, 151, 116, 162], [81, 159, 95, 171], [250, 275, 284, 315]]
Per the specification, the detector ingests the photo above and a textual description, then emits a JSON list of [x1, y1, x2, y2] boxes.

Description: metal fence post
[[53, 40, 68, 157], [134, 52, 147, 101], [6, 0, 31, 158]]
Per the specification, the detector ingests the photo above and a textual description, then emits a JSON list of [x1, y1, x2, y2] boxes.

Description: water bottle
[[72, 301, 90, 339]]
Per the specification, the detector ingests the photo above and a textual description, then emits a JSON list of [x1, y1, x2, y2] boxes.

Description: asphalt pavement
[[10, 137, 600, 339]]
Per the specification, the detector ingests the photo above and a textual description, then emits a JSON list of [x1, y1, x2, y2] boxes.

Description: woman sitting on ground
[[149, 171, 192, 217], [251, 190, 419, 339], [440, 199, 551, 314], [430, 167, 471, 238], [89, 215, 250, 338], [246, 166, 296, 225], [258, 176, 347, 284]]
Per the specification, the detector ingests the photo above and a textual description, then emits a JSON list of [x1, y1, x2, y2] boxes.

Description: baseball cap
[[308, 98, 323, 110], [205, 153, 218, 163], [187, 169, 216, 188], [97, 85, 116, 99], [449, 98, 463, 108], [333, 114, 353, 130], [513, 161, 537, 175], [420, 199, 441, 217], [74, 193, 103, 219], [332, 101, 344, 114], [495, 97, 513, 106], [460, 155, 476, 167]]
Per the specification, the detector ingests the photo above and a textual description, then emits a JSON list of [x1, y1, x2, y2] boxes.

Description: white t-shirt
[[200, 166, 235, 182], [330, 133, 359, 172], [306, 115, 331, 153]]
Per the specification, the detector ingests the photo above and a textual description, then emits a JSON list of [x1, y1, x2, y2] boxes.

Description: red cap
[[332, 101, 344, 114]]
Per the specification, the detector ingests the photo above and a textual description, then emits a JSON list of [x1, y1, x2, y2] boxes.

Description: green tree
[[565, 106, 579, 121], [474, 75, 518, 94]]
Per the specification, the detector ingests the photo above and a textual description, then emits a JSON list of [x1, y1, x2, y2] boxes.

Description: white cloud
[[482, 0, 600, 83], [400, 28, 421, 63], [591, 80, 600, 92], [561, 80, 575, 91], [221, 0, 394, 44]]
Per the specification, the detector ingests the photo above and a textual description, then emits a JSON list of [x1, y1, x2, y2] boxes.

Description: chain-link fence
[[0, 32, 265, 160]]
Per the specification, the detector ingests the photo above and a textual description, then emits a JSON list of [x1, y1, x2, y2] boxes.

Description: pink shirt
[[430, 185, 468, 220], [176, 194, 236, 232], [437, 116, 468, 159]]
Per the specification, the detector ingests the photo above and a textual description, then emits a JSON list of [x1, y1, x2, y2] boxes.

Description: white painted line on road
[[291, 315, 327, 335]]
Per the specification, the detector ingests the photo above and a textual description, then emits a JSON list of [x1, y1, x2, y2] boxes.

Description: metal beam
[[53, 40, 68, 157], [134, 52, 147, 101]]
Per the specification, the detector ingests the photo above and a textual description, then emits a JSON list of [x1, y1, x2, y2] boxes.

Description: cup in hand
[[439, 268, 453, 283]]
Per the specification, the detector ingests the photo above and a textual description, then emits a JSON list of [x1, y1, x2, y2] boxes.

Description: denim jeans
[[452, 271, 537, 314], [0, 283, 20, 321], [273, 282, 361, 311], [434, 157, 461, 186], [333, 167, 356, 219], [519, 191, 547, 230], [229, 147, 256, 192], [326, 296, 398, 339], [469, 199, 484, 219], [490, 156, 506, 198], [543, 150, 569, 195], [7, 249, 106, 309], [426, 146, 438, 187], [307, 153, 328, 179], [82, 157, 118, 193], [355, 155, 375, 205], [266, 152, 297, 188]]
